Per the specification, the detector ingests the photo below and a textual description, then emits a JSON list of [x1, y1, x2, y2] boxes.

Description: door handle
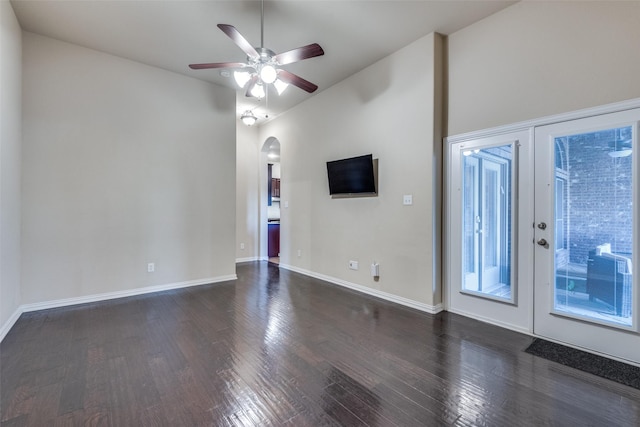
[[537, 238, 549, 248]]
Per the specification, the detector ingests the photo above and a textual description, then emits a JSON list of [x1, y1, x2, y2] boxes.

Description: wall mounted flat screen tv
[[326, 154, 377, 196]]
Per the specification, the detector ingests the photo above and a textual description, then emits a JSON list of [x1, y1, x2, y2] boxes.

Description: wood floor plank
[[2, 261, 640, 426], [0, 414, 27, 427]]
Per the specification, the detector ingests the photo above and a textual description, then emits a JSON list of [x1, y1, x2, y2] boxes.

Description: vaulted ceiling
[[12, 0, 515, 122]]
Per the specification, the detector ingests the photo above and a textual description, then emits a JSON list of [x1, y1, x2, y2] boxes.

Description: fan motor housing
[[253, 47, 276, 63]]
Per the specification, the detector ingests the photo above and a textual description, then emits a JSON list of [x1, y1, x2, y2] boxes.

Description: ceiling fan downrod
[[261, 0, 265, 49]]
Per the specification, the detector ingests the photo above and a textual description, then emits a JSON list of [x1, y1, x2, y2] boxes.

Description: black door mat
[[525, 338, 640, 390]]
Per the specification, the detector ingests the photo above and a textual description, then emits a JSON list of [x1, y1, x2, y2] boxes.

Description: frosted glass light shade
[[250, 83, 265, 99], [240, 111, 258, 126], [274, 79, 289, 95], [260, 65, 277, 84], [234, 71, 252, 88]]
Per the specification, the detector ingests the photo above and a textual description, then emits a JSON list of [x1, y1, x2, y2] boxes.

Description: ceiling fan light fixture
[[273, 79, 289, 95], [259, 64, 277, 84], [188, 4, 324, 99], [608, 149, 632, 158], [234, 70, 252, 88], [250, 82, 265, 99], [240, 110, 258, 126], [609, 131, 633, 157]]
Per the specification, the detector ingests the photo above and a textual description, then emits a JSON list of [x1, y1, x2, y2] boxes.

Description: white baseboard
[[279, 263, 443, 315], [235, 257, 260, 263], [21, 275, 237, 313], [0, 274, 236, 343], [3, 263, 444, 342], [0, 307, 23, 343]]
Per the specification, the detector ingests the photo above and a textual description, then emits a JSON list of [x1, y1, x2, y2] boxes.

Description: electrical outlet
[[349, 260, 359, 270], [403, 194, 413, 205], [371, 262, 380, 277], [297, 249, 302, 257], [147, 263, 155, 273], [240, 243, 245, 250]]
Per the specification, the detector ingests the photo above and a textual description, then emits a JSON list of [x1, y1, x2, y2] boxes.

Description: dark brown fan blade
[[217, 24, 259, 59], [245, 75, 260, 98], [277, 69, 318, 93], [274, 43, 324, 65], [189, 62, 247, 70]]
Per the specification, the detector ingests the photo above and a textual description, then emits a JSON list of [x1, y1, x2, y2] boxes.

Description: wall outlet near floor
[[147, 262, 155, 273], [297, 249, 302, 257], [349, 260, 359, 270], [240, 243, 245, 250]]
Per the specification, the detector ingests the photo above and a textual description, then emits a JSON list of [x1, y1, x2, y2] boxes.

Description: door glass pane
[[554, 126, 633, 326], [463, 159, 478, 278], [554, 178, 566, 251], [484, 168, 498, 267], [461, 145, 513, 301]]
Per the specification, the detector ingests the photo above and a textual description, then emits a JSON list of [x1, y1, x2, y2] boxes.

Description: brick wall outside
[[560, 127, 633, 265]]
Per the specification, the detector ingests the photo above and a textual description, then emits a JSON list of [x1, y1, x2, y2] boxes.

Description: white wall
[[448, 1, 640, 135], [21, 32, 236, 305], [259, 33, 444, 309], [0, 0, 22, 334], [236, 120, 260, 261]]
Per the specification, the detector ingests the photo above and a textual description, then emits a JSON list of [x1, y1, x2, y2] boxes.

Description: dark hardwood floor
[[2, 261, 639, 426]]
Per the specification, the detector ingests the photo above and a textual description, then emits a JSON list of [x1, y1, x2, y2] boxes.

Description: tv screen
[[326, 154, 376, 195]]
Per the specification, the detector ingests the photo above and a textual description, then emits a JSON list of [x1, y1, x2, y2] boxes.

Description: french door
[[534, 109, 639, 365], [448, 107, 639, 365]]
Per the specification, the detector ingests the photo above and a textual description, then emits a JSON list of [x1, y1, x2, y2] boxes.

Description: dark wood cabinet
[[268, 223, 280, 257], [271, 178, 280, 198], [267, 164, 280, 206]]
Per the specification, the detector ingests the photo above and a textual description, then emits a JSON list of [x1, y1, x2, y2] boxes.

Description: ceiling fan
[[189, 0, 324, 99]]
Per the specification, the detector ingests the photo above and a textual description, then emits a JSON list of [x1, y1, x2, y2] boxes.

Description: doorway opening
[[262, 138, 281, 264]]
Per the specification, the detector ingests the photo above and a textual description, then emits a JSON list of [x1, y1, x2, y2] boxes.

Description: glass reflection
[[554, 126, 633, 326], [461, 144, 513, 301]]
